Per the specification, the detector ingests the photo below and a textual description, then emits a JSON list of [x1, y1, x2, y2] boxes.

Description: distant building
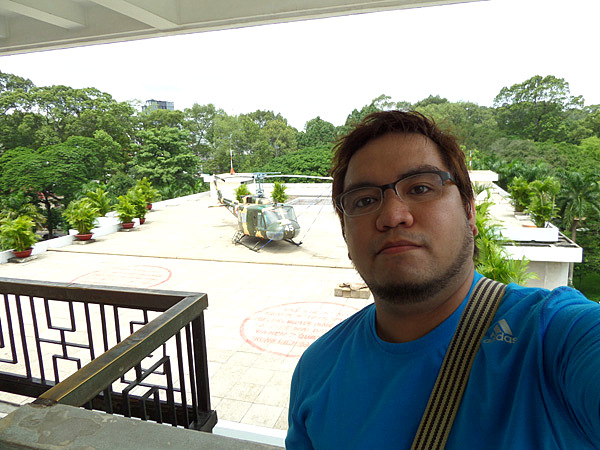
[[143, 99, 174, 112]]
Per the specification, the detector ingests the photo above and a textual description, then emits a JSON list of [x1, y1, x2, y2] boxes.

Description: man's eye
[[407, 184, 433, 195], [353, 196, 379, 208]]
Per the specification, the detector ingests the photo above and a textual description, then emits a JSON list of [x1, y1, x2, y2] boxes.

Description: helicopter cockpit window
[[263, 207, 297, 225], [263, 210, 279, 225], [281, 206, 297, 221]]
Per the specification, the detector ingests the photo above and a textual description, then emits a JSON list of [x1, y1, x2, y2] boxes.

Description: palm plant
[[474, 199, 536, 285], [126, 188, 147, 222], [115, 195, 136, 224], [271, 181, 288, 203], [508, 176, 530, 212], [134, 177, 160, 206], [0, 215, 40, 252], [234, 184, 251, 202], [526, 177, 561, 227], [0, 192, 46, 230], [556, 171, 600, 242], [63, 198, 99, 235], [85, 186, 114, 216]]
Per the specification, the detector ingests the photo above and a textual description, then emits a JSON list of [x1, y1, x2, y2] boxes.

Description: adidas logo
[[483, 319, 518, 344]]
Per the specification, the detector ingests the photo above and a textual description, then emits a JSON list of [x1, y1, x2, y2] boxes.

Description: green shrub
[[0, 215, 40, 252], [115, 195, 136, 223], [271, 181, 288, 203], [63, 198, 99, 235], [85, 186, 113, 216], [126, 188, 147, 220], [234, 184, 251, 202], [474, 200, 536, 285], [134, 177, 160, 205]]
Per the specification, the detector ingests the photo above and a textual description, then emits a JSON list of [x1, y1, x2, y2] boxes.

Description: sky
[[0, 0, 598, 131]]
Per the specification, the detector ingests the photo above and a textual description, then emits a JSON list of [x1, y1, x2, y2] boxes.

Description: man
[[286, 111, 600, 449]]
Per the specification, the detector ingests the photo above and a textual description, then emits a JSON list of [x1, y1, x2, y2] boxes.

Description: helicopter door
[[256, 213, 266, 237]]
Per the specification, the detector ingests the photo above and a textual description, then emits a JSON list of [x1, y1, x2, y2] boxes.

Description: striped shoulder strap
[[411, 276, 506, 450]]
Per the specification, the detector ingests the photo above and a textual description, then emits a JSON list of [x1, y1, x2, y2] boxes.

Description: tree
[[493, 75, 584, 142], [137, 108, 184, 131], [0, 141, 96, 237], [556, 171, 600, 242], [262, 118, 298, 158], [129, 127, 200, 194], [298, 116, 337, 149], [339, 95, 399, 135], [415, 101, 500, 151], [183, 103, 224, 159], [261, 146, 333, 179]]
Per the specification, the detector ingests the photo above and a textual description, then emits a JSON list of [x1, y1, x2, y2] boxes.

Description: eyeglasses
[[335, 170, 456, 217]]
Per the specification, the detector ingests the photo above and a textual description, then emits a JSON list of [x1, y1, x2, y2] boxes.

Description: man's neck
[[374, 269, 475, 343]]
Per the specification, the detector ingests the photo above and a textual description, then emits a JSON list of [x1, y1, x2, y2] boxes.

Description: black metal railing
[[0, 278, 216, 431]]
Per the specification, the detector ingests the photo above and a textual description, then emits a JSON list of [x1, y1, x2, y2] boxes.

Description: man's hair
[[331, 110, 474, 225]]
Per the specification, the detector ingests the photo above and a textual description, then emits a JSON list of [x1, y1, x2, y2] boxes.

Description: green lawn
[[574, 271, 600, 302]]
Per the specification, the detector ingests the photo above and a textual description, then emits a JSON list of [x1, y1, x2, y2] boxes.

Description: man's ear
[[468, 199, 478, 237]]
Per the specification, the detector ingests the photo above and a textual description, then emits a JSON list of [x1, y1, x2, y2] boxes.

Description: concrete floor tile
[[216, 398, 252, 422], [207, 349, 235, 364], [242, 367, 274, 385], [242, 404, 283, 429], [251, 354, 286, 370], [255, 385, 289, 408], [274, 408, 289, 431], [269, 371, 293, 387], [226, 351, 260, 367], [224, 382, 263, 402]]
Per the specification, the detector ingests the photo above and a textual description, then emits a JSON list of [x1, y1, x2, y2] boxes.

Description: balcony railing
[[0, 277, 216, 431]]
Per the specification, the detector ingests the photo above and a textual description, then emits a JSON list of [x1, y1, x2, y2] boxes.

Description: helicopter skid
[[231, 232, 302, 252]]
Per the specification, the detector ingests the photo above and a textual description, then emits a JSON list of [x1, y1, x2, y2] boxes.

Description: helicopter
[[212, 172, 332, 251]]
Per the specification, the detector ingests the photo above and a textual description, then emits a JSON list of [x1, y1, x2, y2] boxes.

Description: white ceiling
[[0, 0, 483, 56]]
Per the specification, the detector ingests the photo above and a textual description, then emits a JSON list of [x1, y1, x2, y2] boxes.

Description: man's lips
[[377, 240, 422, 255]]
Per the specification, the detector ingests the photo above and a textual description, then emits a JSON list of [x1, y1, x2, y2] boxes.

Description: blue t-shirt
[[286, 273, 600, 449]]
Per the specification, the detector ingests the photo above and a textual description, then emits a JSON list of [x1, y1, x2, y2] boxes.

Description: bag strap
[[411, 276, 506, 450]]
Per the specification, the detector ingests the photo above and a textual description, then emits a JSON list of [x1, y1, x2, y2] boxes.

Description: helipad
[[0, 191, 370, 440]]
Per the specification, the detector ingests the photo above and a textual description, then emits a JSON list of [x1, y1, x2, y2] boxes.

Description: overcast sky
[[0, 0, 598, 130]]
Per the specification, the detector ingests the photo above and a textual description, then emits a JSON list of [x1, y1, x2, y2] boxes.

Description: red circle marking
[[71, 265, 172, 288], [240, 301, 359, 358]]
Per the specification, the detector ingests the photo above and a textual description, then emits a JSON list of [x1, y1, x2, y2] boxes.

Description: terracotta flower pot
[[13, 248, 33, 258], [121, 222, 135, 229], [139, 218, 146, 225], [75, 233, 93, 241], [146, 203, 152, 210]]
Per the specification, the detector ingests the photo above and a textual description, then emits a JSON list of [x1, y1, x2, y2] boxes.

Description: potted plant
[[85, 186, 114, 217], [63, 198, 99, 240], [127, 188, 147, 224], [115, 195, 136, 229], [134, 178, 160, 210], [0, 215, 40, 258]]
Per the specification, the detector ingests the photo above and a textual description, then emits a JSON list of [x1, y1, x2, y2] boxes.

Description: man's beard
[[362, 222, 474, 306]]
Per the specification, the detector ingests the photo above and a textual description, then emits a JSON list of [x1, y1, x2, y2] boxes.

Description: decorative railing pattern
[[0, 278, 216, 431]]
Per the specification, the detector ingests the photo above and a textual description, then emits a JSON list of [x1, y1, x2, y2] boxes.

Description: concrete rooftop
[[0, 190, 370, 445]]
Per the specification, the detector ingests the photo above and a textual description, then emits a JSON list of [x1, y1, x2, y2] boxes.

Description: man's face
[[342, 133, 477, 305]]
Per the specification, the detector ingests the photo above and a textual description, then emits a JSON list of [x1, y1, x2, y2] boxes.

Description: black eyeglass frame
[[334, 170, 456, 217]]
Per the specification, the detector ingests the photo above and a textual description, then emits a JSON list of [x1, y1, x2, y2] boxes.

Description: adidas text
[[483, 332, 518, 344]]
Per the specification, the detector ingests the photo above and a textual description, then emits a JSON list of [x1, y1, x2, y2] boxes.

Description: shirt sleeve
[[542, 288, 600, 445], [285, 358, 315, 450]]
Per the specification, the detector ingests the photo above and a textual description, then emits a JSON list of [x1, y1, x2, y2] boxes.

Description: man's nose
[[375, 188, 414, 230]]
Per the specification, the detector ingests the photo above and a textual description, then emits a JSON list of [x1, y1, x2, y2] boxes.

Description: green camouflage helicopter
[[213, 172, 332, 251]]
